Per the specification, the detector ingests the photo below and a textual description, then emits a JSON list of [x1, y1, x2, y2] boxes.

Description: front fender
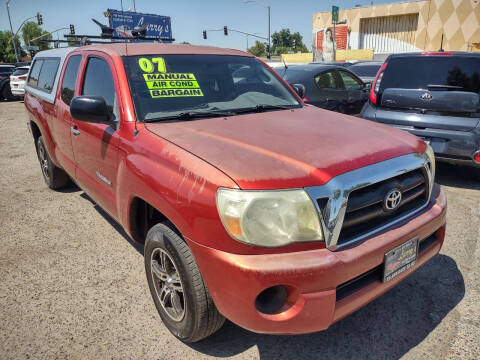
[[116, 138, 238, 248]]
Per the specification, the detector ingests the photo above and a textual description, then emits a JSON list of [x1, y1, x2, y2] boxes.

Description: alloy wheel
[[38, 143, 50, 180], [150, 248, 186, 322]]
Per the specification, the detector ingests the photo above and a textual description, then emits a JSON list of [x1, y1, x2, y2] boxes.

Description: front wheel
[[144, 222, 225, 342]]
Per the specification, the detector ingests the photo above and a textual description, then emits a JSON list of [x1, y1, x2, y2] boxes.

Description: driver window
[[338, 70, 363, 90], [82, 57, 119, 120], [315, 71, 338, 89]]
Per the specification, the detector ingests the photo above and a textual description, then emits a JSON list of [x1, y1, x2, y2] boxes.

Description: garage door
[[359, 14, 419, 53]]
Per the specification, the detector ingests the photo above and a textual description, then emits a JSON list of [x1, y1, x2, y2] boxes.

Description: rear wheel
[[473, 167, 480, 181], [1, 85, 14, 101], [36, 136, 69, 189], [144, 222, 225, 342]]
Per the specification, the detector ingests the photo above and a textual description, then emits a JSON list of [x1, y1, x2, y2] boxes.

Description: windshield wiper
[[427, 84, 463, 90], [144, 110, 235, 122], [234, 104, 292, 114]]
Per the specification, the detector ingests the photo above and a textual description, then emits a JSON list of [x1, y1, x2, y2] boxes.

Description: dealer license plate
[[383, 237, 419, 282]]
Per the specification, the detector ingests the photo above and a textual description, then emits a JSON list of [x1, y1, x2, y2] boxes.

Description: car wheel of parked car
[[473, 167, 480, 181], [144, 222, 225, 342], [2, 85, 14, 101], [36, 136, 69, 189]]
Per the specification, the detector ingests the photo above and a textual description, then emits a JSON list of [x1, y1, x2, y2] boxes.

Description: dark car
[[309, 61, 353, 67], [0, 64, 15, 100], [348, 61, 383, 84], [276, 64, 369, 115], [361, 52, 480, 177]]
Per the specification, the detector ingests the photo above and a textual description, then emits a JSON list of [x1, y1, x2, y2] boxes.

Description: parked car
[[361, 52, 480, 177], [276, 64, 369, 114], [349, 61, 383, 84], [309, 61, 353, 67], [25, 44, 446, 343], [10, 66, 30, 98], [0, 64, 15, 100]]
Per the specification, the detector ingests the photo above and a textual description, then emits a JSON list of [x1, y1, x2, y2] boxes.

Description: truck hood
[[145, 106, 426, 189]]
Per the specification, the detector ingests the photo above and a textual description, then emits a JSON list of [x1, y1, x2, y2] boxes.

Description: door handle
[[71, 126, 80, 136]]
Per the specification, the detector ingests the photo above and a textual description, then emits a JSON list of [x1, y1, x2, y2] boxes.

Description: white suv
[[10, 66, 30, 97]]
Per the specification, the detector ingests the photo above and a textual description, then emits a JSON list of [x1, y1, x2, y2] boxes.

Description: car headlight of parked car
[[216, 188, 324, 247]]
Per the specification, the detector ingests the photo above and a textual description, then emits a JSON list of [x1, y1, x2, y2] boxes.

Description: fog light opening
[[255, 285, 288, 315]]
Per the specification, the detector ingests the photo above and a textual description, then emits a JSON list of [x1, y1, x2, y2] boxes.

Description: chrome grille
[[338, 168, 428, 244], [305, 153, 433, 251]]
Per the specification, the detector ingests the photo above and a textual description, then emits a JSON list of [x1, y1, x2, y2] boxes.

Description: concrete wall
[[313, 0, 480, 56]]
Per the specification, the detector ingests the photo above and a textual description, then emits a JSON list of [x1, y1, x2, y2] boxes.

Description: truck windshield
[[123, 54, 301, 122]]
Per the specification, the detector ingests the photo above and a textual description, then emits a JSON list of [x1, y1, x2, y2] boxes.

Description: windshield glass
[[350, 64, 381, 77], [123, 54, 301, 121], [380, 57, 480, 93]]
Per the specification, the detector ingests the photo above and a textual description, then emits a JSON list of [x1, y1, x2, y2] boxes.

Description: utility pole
[[267, 5, 271, 59], [244, 1, 271, 59], [6, 0, 20, 62]]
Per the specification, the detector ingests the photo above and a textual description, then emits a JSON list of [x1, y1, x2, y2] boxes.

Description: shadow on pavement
[[435, 162, 480, 190], [190, 254, 464, 359], [79, 191, 144, 256]]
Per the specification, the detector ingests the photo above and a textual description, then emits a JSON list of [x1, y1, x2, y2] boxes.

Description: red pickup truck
[[24, 44, 446, 342]]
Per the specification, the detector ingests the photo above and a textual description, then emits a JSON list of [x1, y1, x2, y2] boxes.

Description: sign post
[[332, 6, 339, 61]]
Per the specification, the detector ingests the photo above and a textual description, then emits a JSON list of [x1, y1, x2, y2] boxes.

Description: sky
[[1, 0, 403, 51]]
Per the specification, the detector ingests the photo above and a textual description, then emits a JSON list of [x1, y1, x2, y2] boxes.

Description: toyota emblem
[[384, 188, 402, 211]]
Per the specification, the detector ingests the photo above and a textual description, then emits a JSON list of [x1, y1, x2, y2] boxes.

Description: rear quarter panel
[[24, 92, 60, 166]]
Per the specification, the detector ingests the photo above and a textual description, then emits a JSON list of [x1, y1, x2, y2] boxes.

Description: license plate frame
[[383, 237, 419, 282]]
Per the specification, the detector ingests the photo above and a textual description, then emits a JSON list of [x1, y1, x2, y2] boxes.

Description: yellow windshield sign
[[138, 57, 204, 98], [150, 89, 204, 98]]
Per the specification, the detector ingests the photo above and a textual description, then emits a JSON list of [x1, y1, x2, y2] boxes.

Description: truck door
[[54, 54, 82, 176], [71, 54, 120, 218]]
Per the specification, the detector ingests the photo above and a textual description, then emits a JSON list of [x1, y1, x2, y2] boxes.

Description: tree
[[271, 28, 308, 55], [247, 41, 266, 57], [21, 21, 51, 51], [0, 31, 25, 63]]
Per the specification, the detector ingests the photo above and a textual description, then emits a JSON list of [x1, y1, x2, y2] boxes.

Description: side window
[[61, 55, 82, 106], [37, 59, 60, 93], [338, 70, 363, 90], [82, 57, 117, 118], [315, 71, 338, 89], [28, 60, 43, 87]]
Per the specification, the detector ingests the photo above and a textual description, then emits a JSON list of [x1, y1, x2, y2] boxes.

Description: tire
[[36, 136, 69, 190], [144, 222, 225, 342], [2, 84, 14, 101], [473, 167, 480, 181]]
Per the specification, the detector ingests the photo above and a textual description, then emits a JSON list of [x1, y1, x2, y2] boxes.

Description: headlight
[[216, 188, 324, 247], [424, 143, 436, 180]]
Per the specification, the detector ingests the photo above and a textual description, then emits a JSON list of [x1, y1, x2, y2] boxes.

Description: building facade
[[312, 0, 480, 59]]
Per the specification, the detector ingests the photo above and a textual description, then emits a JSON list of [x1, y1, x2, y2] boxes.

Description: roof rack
[[37, 34, 175, 48], [36, 18, 174, 48]]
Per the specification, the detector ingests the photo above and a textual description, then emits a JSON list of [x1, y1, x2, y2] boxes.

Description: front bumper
[[189, 185, 446, 334]]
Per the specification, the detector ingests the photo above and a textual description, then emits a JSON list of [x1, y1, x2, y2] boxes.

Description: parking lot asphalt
[[0, 100, 479, 360]]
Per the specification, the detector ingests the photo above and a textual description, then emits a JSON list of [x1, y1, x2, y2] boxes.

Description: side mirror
[[364, 82, 372, 91], [70, 96, 111, 124], [290, 83, 306, 100]]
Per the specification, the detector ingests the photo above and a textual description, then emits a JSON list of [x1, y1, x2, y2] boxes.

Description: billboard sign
[[107, 9, 172, 41]]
